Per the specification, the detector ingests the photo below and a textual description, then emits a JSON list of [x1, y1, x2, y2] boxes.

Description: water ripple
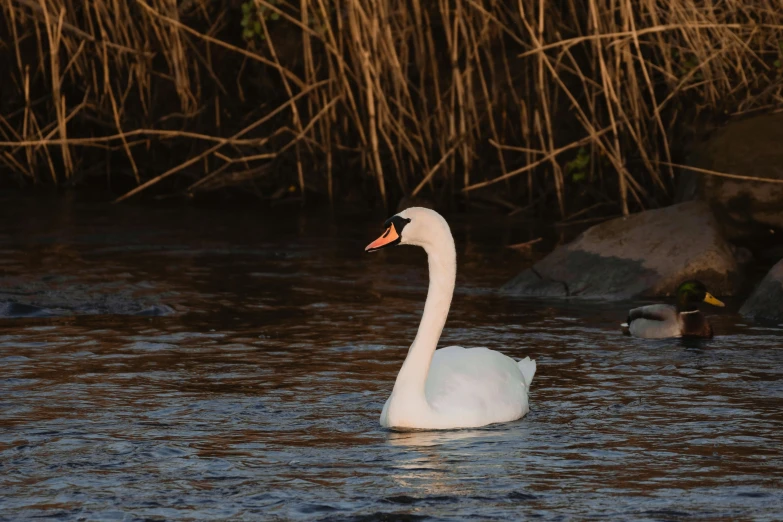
[[1, 200, 782, 520]]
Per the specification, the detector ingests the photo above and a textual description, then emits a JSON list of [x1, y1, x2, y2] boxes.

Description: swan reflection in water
[[385, 427, 508, 448], [383, 427, 525, 498]]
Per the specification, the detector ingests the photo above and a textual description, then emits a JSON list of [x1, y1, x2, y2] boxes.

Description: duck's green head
[[676, 280, 725, 310]]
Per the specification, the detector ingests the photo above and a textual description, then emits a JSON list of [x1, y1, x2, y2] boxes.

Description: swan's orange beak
[[365, 223, 401, 252]]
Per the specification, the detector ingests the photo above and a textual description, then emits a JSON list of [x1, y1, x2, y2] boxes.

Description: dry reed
[[1, 0, 783, 216]]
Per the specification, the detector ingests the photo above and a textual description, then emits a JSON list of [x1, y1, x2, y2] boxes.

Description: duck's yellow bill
[[703, 292, 725, 307], [365, 223, 400, 252]]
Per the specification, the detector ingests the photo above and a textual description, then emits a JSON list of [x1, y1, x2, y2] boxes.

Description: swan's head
[[365, 207, 448, 252]]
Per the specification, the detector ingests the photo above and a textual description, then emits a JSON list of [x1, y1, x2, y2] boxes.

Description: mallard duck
[[621, 280, 725, 339]]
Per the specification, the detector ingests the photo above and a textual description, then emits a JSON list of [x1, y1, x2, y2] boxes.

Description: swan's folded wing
[[425, 346, 528, 422]]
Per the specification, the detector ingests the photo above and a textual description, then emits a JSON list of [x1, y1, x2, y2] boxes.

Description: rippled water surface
[[1, 196, 782, 521]]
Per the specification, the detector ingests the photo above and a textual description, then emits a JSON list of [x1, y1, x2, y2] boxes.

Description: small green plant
[[241, 0, 282, 42], [565, 147, 590, 183], [672, 49, 703, 81], [774, 42, 783, 70]]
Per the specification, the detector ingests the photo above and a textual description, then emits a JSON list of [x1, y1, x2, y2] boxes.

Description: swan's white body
[[369, 207, 536, 430]]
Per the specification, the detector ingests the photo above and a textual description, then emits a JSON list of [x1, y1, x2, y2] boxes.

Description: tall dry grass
[[1, 0, 783, 216]]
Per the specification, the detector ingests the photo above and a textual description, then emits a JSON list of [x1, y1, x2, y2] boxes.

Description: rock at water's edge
[[0, 302, 55, 318], [0, 276, 179, 319], [682, 112, 783, 240], [739, 260, 783, 325], [502, 201, 742, 299]]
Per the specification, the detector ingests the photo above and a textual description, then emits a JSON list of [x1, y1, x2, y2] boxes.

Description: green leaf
[[270, 12, 280, 20], [572, 172, 586, 182], [565, 147, 590, 175], [241, 2, 251, 13], [243, 28, 253, 39], [775, 59, 782, 69], [241, 18, 249, 27], [253, 21, 262, 34]]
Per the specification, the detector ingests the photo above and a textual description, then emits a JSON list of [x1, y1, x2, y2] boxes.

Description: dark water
[[1, 197, 782, 521]]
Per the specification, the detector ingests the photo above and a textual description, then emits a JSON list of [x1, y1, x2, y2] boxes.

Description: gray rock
[[136, 304, 176, 317], [0, 302, 54, 318], [0, 277, 178, 319], [739, 259, 783, 325], [502, 201, 742, 299], [683, 112, 783, 240]]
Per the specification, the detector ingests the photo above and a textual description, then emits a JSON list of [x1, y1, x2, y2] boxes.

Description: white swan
[[365, 207, 536, 430]]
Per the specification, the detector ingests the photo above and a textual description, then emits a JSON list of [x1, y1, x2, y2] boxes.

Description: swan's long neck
[[392, 231, 456, 399]]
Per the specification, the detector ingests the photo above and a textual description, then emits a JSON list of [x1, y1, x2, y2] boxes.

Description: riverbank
[[2, 0, 783, 216]]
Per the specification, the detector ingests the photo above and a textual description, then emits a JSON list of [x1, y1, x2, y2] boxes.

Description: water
[[1, 196, 782, 520]]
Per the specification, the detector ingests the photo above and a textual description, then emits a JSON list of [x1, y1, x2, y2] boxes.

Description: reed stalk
[[0, 0, 781, 214]]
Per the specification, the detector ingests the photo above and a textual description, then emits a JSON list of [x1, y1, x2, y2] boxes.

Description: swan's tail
[[518, 357, 536, 388]]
